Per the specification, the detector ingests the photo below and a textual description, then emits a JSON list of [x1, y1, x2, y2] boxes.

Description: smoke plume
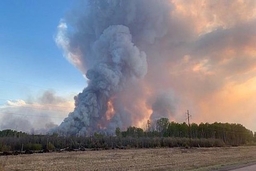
[[54, 0, 172, 136], [54, 0, 256, 135], [150, 92, 177, 121]]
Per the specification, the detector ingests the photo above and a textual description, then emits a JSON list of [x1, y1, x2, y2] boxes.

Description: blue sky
[[0, 0, 85, 104]]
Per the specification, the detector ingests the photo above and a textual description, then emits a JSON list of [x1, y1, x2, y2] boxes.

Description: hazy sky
[[1, 0, 256, 133]]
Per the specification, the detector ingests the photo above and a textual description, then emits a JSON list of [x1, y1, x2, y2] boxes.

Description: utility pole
[[186, 110, 192, 140], [146, 120, 151, 131], [187, 110, 191, 126]]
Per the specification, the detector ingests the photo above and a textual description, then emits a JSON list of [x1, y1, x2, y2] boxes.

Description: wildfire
[[137, 108, 153, 129], [106, 100, 115, 121]]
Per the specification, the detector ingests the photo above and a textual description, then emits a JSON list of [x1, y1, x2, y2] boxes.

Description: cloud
[[6, 100, 26, 107], [0, 90, 74, 134]]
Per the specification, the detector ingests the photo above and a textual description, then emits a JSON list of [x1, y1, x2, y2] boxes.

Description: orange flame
[[106, 100, 115, 121]]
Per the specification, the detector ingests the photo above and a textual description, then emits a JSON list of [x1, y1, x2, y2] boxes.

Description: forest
[[0, 118, 255, 154]]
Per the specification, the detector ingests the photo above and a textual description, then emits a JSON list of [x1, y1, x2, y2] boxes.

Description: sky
[[1, 0, 256, 133], [0, 0, 85, 97], [0, 0, 85, 132]]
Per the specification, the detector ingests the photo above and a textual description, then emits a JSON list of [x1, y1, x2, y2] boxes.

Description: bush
[[47, 142, 55, 150], [0, 144, 11, 152], [24, 143, 42, 151]]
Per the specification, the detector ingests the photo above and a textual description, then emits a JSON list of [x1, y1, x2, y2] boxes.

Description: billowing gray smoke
[[54, 0, 173, 136], [150, 92, 177, 121]]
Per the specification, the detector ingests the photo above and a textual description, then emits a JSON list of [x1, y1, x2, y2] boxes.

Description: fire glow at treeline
[[52, 0, 256, 136]]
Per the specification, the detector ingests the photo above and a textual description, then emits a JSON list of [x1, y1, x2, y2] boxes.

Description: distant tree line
[[118, 118, 254, 146], [0, 119, 255, 153], [0, 129, 27, 138]]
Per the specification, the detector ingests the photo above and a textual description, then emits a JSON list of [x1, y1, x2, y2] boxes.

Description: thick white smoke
[[54, 0, 173, 136]]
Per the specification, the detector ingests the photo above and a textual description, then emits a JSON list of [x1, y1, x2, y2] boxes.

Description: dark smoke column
[[54, 0, 172, 136], [57, 25, 147, 136]]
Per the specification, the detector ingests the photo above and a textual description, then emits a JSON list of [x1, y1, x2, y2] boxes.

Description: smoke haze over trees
[[0, 119, 255, 153], [0, 90, 73, 134]]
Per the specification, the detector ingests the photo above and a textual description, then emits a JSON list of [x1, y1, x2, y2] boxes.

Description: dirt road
[[230, 164, 256, 171]]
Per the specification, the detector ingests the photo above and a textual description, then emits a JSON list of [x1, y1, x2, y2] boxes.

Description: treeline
[[0, 119, 255, 153], [0, 129, 28, 138], [118, 118, 255, 146], [0, 134, 225, 153]]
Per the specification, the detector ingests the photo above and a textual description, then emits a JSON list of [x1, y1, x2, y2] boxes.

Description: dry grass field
[[0, 146, 256, 171]]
